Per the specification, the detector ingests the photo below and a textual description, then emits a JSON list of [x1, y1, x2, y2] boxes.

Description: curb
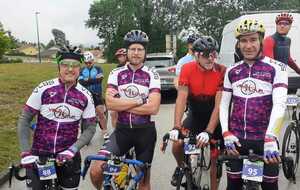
[[0, 168, 10, 187]]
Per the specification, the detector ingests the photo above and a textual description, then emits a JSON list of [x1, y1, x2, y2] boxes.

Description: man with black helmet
[[166, 35, 225, 190], [220, 19, 287, 190], [17, 47, 97, 189], [174, 34, 199, 88], [90, 30, 161, 190]]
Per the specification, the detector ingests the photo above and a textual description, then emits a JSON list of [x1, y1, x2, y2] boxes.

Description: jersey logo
[[49, 92, 57, 98], [33, 80, 55, 93], [49, 105, 76, 119], [237, 80, 264, 95], [269, 58, 287, 71], [120, 85, 146, 98]]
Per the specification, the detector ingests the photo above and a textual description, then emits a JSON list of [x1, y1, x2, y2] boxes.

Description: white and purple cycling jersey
[[107, 65, 161, 126], [24, 78, 96, 155], [221, 56, 287, 140]]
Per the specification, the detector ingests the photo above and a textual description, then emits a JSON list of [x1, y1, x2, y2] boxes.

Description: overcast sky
[[0, 0, 99, 46]]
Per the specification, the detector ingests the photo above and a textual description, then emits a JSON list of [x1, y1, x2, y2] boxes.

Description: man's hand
[[196, 131, 211, 148], [20, 151, 38, 168], [223, 131, 241, 155], [169, 129, 180, 141], [56, 147, 77, 164], [264, 135, 281, 164]]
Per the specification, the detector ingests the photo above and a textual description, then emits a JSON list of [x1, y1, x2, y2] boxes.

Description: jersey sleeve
[[217, 65, 226, 91], [263, 36, 275, 59], [24, 83, 43, 114], [96, 66, 104, 78], [178, 63, 190, 86], [149, 69, 161, 93], [82, 93, 97, 123], [175, 58, 184, 76], [107, 70, 118, 90], [266, 64, 288, 138]]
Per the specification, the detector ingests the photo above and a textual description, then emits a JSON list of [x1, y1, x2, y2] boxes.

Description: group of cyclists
[[16, 12, 298, 190]]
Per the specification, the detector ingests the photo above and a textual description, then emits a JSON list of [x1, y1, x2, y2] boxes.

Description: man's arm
[[128, 92, 161, 115], [288, 56, 300, 74], [105, 87, 140, 112], [174, 86, 188, 129], [205, 91, 222, 134], [17, 109, 35, 152], [72, 119, 96, 150], [266, 65, 288, 138], [263, 36, 275, 58]]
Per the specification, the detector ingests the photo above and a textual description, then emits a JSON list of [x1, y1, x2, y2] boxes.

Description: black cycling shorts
[[101, 122, 157, 164], [26, 153, 81, 190], [92, 93, 104, 107], [182, 111, 223, 141], [226, 139, 279, 190]]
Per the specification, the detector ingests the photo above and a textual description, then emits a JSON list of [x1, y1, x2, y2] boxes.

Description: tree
[[0, 22, 12, 59]]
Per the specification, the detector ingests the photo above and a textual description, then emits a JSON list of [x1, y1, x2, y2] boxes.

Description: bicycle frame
[[82, 154, 145, 190]]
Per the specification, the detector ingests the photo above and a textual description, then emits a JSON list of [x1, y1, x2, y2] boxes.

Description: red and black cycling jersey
[[178, 61, 226, 113]]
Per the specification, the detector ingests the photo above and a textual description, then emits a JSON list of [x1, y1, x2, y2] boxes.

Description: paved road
[[1, 92, 300, 189]]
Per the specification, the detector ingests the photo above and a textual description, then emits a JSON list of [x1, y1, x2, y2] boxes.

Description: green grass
[[0, 62, 116, 171]]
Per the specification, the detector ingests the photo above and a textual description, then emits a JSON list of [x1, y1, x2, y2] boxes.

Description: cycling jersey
[[179, 61, 226, 113], [78, 65, 104, 94], [220, 56, 288, 141], [263, 32, 300, 74], [107, 65, 160, 126], [24, 78, 96, 155], [175, 54, 194, 76]]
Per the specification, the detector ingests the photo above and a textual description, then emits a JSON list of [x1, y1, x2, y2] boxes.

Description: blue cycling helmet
[[124, 30, 149, 48]]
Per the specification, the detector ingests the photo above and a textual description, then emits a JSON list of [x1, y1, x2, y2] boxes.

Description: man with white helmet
[[79, 51, 108, 139]]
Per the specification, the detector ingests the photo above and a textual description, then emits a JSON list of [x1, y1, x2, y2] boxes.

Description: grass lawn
[[0, 62, 116, 171]]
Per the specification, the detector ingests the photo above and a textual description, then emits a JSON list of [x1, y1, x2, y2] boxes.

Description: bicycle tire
[[216, 161, 223, 180], [176, 169, 184, 190], [282, 123, 299, 180], [184, 168, 193, 190]]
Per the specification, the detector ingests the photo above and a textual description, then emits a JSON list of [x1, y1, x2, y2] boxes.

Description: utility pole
[[35, 12, 41, 64]]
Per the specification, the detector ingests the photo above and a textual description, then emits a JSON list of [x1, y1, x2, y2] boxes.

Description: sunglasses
[[277, 21, 290, 26], [60, 60, 81, 68], [198, 50, 217, 58]]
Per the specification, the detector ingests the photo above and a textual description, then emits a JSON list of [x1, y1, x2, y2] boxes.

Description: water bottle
[[190, 154, 197, 169]]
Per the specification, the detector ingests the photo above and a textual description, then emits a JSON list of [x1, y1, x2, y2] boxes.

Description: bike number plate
[[286, 96, 299, 106], [184, 143, 201, 154], [103, 163, 121, 175], [37, 161, 57, 180], [242, 159, 264, 182]]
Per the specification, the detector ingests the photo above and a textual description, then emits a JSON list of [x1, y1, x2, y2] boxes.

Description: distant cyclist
[[220, 19, 288, 190], [263, 12, 300, 75], [110, 48, 128, 129], [174, 34, 200, 88], [78, 51, 108, 139], [89, 30, 161, 190], [168, 36, 225, 190], [17, 47, 96, 190]]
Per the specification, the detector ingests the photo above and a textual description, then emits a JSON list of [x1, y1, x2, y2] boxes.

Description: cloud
[[0, 0, 99, 46]]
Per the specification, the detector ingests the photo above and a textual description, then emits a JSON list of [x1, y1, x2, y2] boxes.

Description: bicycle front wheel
[[282, 123, 299, 180]]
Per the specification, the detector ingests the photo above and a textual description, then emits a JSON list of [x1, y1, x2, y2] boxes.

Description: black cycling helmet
[[187, 34, 200, 44], [192, 36, 219, 53], [124, 30, 149, 48], [55, 46, 84, 64]]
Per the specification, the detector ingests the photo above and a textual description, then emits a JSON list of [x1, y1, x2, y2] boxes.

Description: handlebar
[[81, 154, 145, 181]]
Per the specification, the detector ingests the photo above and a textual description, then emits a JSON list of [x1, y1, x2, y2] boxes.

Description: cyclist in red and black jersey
[[167, 36, 225, 190], [263, 12, 300, 75]]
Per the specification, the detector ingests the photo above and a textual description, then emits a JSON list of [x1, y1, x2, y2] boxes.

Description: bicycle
[[81, 153, 146, 190], [161, 131, 210, 190], [281, 94, 300, 183], [9, 155, 73, 190]]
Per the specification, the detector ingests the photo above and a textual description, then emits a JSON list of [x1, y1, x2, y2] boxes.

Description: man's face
[[117, 55, 127, 65], [276, 21, 291, 35], [84, 60, 94, 68], [195, 50, 217, 70], [238, 33, 261, 61], [127, 43, 145, 65], [59, 59, 81, 83]]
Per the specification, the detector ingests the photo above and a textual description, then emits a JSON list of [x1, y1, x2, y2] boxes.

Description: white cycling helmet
[[83, 51, 94, 62]]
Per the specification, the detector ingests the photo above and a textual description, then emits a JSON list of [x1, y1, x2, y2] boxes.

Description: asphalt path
[[1, 91, 300, 189]]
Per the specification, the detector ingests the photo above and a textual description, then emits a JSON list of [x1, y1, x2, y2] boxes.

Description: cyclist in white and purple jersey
[[17, 47, 97, 190], [220, 19, 287, 190], [90, 30, 161, 190]]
